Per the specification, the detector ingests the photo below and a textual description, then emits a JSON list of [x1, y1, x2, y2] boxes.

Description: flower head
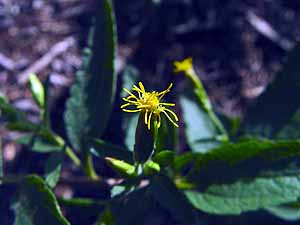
[[121, 82, 179, 130], [173, 57, 193, 74]]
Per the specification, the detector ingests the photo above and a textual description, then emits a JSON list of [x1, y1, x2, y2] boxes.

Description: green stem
[[207, 111, 228, 141], [65, 147, 82, 167], [54, 134, 98, 180], [54, 135, 83, 168], [83, 153, 99, 180], [186, 70, 229, 140], [153, 119, 159, 153]]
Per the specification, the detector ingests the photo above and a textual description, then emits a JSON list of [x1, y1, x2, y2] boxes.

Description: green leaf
[[180, 139, 300, 215], [133, 113, 155, 163], [64, 0, 117, 151], [180, 93, 221, 152], [244, 44, 300, 138], [11, 175, 70, 225], [184, 139, 300, 187], [149, 175, 196, 224], [173, 152, 195, 173], [44, 152, 64, 188], [123, 113, 138, 152], [187, 139, 300, 177], [6, 121, 37, 132], [266, 203, 300, 221], [0, 95, 23, 121], [91, 139, 133, 163], [152, 150, 174, 167], [17, 135, 63, 153], [142, 160, 160, 175], [185, 177, 300, 215], [28, 74, 45, 108], [121, 65, 140, 151], [105, 157, 136, 177]]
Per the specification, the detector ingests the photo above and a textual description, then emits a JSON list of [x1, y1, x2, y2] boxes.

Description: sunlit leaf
[[180, 138, 300, 214]]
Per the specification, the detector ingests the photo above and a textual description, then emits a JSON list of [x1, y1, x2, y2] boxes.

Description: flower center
[[140, 92, 160, 112]]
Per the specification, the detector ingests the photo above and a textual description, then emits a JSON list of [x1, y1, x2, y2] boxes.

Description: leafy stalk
[[186, 68, 228, 140]]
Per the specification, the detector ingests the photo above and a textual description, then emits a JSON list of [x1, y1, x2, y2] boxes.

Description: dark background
[[0, 0, 300, 224]]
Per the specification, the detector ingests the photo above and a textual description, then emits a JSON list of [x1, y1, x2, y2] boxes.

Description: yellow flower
[[173, 57, 194, 74], [173, 57, 200, 90], [121, 82, 179, 130]]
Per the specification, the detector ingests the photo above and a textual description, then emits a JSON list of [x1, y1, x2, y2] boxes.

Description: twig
[[0, 53, 15, 71], [18, 36, 75, 84], [246, 11, 294, 51]]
